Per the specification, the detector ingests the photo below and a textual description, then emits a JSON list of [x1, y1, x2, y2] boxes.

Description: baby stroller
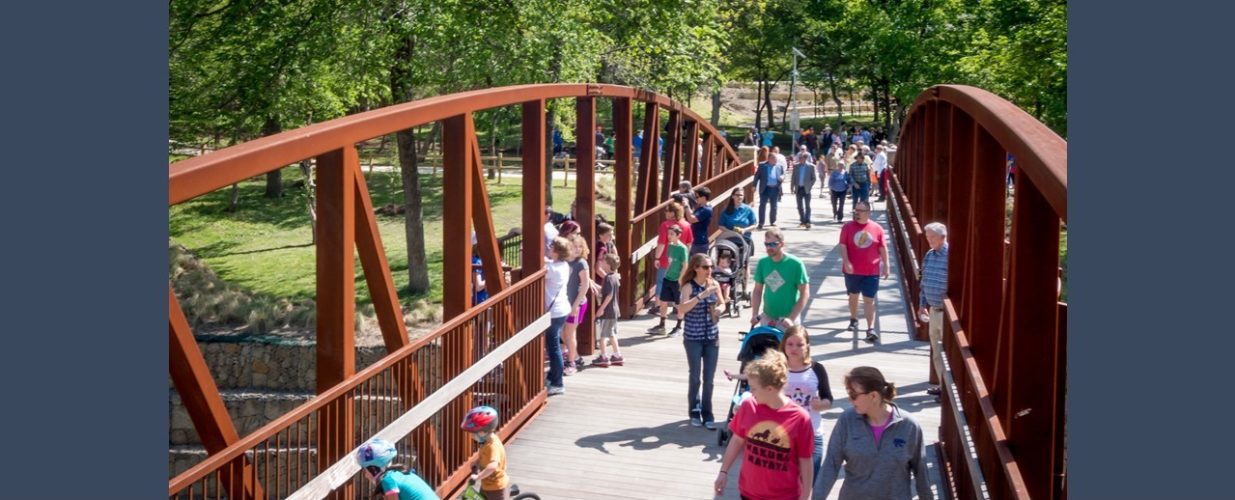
[[716, 325, 785, 446], [709, 229, 752, 317]]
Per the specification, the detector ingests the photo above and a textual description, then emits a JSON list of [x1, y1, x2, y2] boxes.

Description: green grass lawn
[[170, 166, 614, 310]]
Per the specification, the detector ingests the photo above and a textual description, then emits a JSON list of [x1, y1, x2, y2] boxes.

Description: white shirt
[[774, 153, 787, 169], [872, 151, 888, 174], [544, 260, 572, 318]]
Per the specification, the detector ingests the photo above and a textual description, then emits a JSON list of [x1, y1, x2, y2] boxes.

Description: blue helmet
[[355, 438, 397, 471]]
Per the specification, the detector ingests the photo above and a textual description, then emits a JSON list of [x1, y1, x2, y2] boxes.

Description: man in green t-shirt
[[750, 227, 810, 329], [651, 225, 691, 335]]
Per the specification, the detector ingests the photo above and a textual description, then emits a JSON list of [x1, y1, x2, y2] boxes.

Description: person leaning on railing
[[918, 222, 949, 400]]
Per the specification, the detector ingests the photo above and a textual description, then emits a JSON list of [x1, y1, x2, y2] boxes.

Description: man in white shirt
[[871, 146, 889, 201]]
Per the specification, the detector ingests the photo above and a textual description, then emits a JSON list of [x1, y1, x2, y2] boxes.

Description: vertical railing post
[[640, 104, 662, 307], [575, 96, 597, 356], [522, 100, 547, 277], [441, 113, 475, 472], [963, 127, 1008, 372], [662, 110, 682, 199], [1003, 179, 1061, 500], [684, 120, 701, 185], [614, 97, 635, 318], [945, 109, 975, 321], [314, 145, 357, 499]]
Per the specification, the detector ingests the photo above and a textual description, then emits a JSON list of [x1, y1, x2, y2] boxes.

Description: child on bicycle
[[461, 405, 510, 500], [355, 438, 440, 499]]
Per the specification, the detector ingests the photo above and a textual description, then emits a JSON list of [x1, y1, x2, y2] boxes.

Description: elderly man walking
[[918, 222, 949, 398]]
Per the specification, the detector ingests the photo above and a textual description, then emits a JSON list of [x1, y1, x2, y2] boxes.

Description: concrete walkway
[[504, 190, 944, 499]]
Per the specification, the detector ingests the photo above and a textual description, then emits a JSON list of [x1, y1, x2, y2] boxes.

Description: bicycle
[[457, 466, 541, 500]]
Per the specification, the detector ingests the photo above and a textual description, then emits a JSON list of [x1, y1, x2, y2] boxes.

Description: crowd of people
[[385, 123, 942, 500]]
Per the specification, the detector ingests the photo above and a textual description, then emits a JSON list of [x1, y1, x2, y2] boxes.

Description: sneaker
[[805, 223, 812, 229], [609, 354, 625, 366], [592, 355, 611, 367], [564, 366, 577, 376], [704, 421, 718, 430], [647, 324, 666, 335], [668, 326, 682, 337], [864, 329, 879, 344], [547, 386, 566, 396], [847, 318, 859, 332], [576, 359, 587, 370], [690, 416, 703, 427], [926, 386, 942, 396]]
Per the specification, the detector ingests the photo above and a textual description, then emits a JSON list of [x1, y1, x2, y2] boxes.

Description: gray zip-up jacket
[[813, 404, 934, 500]]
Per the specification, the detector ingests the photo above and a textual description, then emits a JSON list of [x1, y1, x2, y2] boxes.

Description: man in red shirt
[[839, 202, 890, 344]]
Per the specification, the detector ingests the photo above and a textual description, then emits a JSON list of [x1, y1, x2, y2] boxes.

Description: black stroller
[[709, 229, 753, 317], [716, 325, 785, 446]]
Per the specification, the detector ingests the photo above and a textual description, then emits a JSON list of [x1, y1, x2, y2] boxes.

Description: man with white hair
[[918, 222, 949, 398]]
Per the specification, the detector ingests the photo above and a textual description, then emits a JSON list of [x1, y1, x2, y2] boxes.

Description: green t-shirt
[[753, 253, 809, 319], [664, 242, 689, 280]]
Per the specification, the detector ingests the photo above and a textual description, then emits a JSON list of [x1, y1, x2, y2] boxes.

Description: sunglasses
[[764, 241, 781, 248], [854, 209, 869, 213], [846, 389, 874, 399]]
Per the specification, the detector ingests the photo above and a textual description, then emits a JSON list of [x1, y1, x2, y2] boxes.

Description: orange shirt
[[478, 435, 509, 491]]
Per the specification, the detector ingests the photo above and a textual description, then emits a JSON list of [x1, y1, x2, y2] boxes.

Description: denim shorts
[[843, 273, 879, 298]]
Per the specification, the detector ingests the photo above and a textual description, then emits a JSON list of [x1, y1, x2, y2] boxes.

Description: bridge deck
[[506, 194, 946, 499]]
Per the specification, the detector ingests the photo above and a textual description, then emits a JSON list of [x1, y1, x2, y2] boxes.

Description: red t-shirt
[[840, 220, 885, 276], [729, 397, 813, 500], [657, 219, 694, 267]]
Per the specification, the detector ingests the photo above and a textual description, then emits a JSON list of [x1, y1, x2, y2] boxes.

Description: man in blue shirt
[[633, 130, 644, 158], [687, 187, 713, 256], [754, 150, 784, 229], [918, 222, 949, 399], [760, 128, 774, 148]]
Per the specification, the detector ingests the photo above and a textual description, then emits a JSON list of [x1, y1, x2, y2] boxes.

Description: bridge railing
[[169, 271, 548, 499], [169, 83, 745, 498], [886, 85, 1067, 500]]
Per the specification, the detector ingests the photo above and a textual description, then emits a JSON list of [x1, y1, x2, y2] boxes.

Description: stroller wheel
[[717, 428, 729, 447]]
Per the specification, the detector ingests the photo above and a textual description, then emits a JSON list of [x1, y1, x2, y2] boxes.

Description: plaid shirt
[[919, 244, 949, 308]]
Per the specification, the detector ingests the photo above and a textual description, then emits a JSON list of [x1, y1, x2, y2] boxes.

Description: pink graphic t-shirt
[[840, 220, 885, 276], [729, 397, 814, 499]]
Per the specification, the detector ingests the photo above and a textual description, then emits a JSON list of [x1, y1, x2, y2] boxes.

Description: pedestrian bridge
[[169, 84, 1066, 499]]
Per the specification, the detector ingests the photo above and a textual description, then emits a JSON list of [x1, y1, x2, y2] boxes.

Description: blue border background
[[0, 2, 166, 495], [1071, 0, 1235, 497]]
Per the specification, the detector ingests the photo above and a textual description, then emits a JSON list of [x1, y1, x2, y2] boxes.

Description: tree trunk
[[763, 79, 776, 130], [754, 79, 764, 129], [391, 27, 430, 295], [299, 160, 317, 244], [827, 73, 843, 125], [488, 110, 498, 180], [710, 87, 722, 128], [262, 117, 283, 198], [228, 183, 239, 212]]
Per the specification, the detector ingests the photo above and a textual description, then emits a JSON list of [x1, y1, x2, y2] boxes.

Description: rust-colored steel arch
[[170, 84, 739, 205], [168, 83, 751, 499], [886, 85, 1067, 500]]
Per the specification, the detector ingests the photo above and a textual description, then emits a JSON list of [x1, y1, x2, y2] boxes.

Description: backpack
[[850, 162, 870, 185]]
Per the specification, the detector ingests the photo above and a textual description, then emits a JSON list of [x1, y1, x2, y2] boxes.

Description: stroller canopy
[[737, 325, 784, 362]]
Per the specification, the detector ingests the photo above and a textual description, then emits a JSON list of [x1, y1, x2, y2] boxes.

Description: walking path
[[505, 191, 945, 499]]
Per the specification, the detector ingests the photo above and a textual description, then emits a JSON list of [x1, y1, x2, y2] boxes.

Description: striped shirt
[[919, 244, 949, 308], [682, 280, 719, 341]]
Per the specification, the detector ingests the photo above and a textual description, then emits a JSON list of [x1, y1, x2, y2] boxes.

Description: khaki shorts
[[597, 318, 618, 338], [928, 306, 944, 347]]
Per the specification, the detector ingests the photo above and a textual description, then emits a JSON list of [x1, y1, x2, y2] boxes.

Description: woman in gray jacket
[[813, 366, 934, 500]]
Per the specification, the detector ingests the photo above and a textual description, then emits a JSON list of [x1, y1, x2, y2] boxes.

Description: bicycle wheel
[[513, 493, 541, 500]]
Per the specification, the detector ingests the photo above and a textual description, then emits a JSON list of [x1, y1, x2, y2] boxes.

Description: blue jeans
[[684, 338, 720, 422], [544, 316, 567, 388], [759, 186, 780, 226], [851, 183, 870, 208], [812, 433, 824, 479]]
